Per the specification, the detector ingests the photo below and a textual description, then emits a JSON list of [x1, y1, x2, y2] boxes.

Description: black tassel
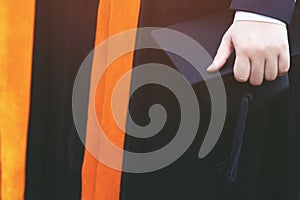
[[217, 92, 253, 188]]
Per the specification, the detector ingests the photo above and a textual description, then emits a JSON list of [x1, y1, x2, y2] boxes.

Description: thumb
[[207, 34, 233, 72]]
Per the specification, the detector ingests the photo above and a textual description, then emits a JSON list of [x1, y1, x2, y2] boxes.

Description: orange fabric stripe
[[82, 0, 140, 200], [0, 0, 35, 199]]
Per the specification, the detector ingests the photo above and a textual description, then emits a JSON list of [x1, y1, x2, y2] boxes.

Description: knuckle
[[233, 66, 249, 83], [253, 45, 265, 54], [267, 44, 281, 52], [279, 66, 290, 74], [234, 72, 248, 82], [241, 45, 265, 56], [238, 46, 250, 55], [265, 73, 277, 81], [253, 43, 280, 56], [250, 78, 263, 86], [265, 67, 278, 81], [235, 76, 248, 83], [280, 43, 289, 51]]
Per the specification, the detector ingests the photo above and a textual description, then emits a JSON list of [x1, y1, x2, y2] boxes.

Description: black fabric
[[120, 1, 300, 200], [251, 55, 300, 200], [134, 0, 230, 28], [121, 63, 299, 200], [152, 9, 291, 190], [120, 65, 290, 200], [230, 0, 295, 24], [289, 8, 300, 57], [288, 55, 300, 200], [25, 0, 99, 199]]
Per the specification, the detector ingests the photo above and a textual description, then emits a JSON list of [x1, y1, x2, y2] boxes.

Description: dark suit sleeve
[[230, 0, 296, 24]]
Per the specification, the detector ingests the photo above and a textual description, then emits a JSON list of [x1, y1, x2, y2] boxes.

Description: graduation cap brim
[[151, 10, 234, 85]]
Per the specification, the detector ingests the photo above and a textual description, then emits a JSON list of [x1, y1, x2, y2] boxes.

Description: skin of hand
[[207, 20, 290, 86]]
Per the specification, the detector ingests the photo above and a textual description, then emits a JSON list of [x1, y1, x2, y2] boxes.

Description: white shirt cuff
[[234, 11, 286, 26]]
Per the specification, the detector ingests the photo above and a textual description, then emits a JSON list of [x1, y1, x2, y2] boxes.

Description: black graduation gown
[[25, 0, 99, 199], [120, 1, 300, 200]]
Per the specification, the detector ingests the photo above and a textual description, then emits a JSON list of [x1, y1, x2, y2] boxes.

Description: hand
[[207, 21, 290, 86]]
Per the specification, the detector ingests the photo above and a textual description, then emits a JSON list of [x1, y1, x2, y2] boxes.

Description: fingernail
[[207, 62, 216, 72]]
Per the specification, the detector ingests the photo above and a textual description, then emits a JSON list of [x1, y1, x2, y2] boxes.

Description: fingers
[[264, 55, 278, 81], [233, 55, 251, 83], [236, 52, 279, 86], [249, 55, 265, 86], [233, 41, 288, 86], [207, 33, 234, 72], [235, 52, 288, 86], [208, 21, 291, 86], [278, 48, 290, 76]]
